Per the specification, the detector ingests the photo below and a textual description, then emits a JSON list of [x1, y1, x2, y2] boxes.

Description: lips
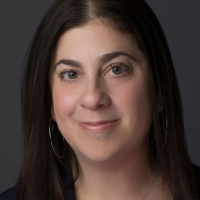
[[78, 120, 119, 133], [80, 120, 118, 125]]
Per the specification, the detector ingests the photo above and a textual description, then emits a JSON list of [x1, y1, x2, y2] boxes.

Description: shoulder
[[193, 163, 200, 176], [0, 187, 16, 200], [193, 164, 200, 196], [193, 163, 200, 183]]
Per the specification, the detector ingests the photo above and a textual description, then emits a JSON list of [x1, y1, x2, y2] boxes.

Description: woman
[[0, 0, 199, 199]]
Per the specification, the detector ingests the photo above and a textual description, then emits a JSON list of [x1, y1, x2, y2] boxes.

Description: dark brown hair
[[16, 0, 197, 199]]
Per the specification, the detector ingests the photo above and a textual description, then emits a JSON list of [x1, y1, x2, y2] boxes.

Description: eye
[[108, 63, 128, 76], [59, 70, 79, 81]]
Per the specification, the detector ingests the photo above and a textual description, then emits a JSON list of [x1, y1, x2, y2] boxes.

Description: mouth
[[78, 120, 119, 133]]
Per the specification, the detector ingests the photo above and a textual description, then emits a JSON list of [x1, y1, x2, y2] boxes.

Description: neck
[[74, 145, 156, 200]]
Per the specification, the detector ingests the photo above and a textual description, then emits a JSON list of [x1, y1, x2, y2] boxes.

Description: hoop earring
[[162, 116, 168, 149], [49, 117, 65, 158]]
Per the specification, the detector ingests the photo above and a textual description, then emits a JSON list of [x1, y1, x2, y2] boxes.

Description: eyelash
[[57, 62, 131, 82]]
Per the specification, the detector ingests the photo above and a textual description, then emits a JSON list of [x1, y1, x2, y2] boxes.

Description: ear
[[157, 94, 164, 112], [51, 106, 56, 121]]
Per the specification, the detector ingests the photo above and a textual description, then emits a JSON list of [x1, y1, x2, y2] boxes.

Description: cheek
[[115, 78, 152, 124], [118, 83, 150, 109], [52, 86, 78, 119]]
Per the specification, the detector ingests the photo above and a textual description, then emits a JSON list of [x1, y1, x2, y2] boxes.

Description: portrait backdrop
[[0, 0, 199, 193]]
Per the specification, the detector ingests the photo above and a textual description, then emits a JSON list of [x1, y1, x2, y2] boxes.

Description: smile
[[78, 120, 119, 133]]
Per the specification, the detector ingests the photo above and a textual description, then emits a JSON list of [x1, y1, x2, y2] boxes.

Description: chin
[[75, 146, 124, 166]]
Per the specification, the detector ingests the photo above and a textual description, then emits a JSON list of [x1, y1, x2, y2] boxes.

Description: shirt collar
[[59, 163, 76, 200]]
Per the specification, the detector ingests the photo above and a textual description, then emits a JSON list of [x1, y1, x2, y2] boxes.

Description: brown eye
[[112, 66, 122, 75], [63, 71, 79, 79], [109, 65, 127, 75]]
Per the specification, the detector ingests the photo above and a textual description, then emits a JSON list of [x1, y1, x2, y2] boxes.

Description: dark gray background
[[0, 0, 199, 193]]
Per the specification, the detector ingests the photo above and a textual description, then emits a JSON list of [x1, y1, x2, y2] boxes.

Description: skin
[[49, 20, 168, 200]]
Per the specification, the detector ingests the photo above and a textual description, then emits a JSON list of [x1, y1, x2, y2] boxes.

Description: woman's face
[[49, 20, 153, 164]]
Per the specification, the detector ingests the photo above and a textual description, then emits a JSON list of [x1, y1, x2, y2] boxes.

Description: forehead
[[53, 20, 145, 63]]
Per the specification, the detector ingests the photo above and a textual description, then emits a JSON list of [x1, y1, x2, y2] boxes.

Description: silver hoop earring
[[49, 117, 65, 158], [162, 117, 168, 149]]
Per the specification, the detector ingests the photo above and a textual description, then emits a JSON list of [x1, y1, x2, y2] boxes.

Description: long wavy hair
[[16, 0, 198, 199]]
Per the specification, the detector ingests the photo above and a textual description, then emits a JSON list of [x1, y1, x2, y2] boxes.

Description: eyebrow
[[54, 51, 137, 71]]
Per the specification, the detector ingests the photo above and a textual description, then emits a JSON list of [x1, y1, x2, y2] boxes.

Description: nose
[[78, 79, 111, 111]]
